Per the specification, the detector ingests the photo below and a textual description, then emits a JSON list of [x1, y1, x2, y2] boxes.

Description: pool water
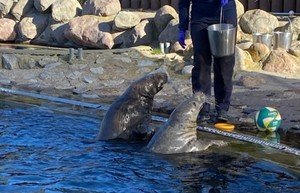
[[0, 99, 299, 193]]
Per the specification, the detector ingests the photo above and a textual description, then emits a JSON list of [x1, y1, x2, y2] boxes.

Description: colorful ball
[[255, 107, 282, 132]]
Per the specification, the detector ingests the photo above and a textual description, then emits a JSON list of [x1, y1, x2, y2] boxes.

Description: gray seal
[[146, 92, 227, 154], [97, 67, 169, 141]]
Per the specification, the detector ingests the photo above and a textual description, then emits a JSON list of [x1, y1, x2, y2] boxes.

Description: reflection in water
[[0, 101, 299, 192]]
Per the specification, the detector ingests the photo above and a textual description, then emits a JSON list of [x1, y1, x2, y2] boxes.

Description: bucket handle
[[286, 10, 294, 34], [272, 11, 294, 34], [219, 6, 223, 24]]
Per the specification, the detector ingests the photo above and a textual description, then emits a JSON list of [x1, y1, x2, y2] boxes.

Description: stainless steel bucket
[[252, 32, 273, 49], [273, 31, 293, 50], [207, 24, 236, 57]]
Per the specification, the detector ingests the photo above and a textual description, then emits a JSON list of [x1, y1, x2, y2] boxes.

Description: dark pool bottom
[[0, 101, 299, 193]]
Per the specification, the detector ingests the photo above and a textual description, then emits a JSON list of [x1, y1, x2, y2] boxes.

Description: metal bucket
[[252, 32, 273, 49], [207, 24, 236, 57], [273, 31, 293, 50]]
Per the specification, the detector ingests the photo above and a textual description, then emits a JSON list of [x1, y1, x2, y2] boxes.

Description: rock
[[66, 71, 81, 79], [112, 11, 141, 32], [239, 9, 279, 34], [64, 15, 114, 49], [17, 10, 49, 41], [137, 59, 156, 67], [2, 54, 19, 70], [236, 25, 250, 43], [181, 65, 193, 75], [90, 67, 104, 74], [33, 20, 70, 46], [102, 79, 124, 87], [262, 48, 300, 74], [0, 0, 14, 17], [289, 16, 300, 40], [39, 71, 65, 80], [11, 0, 34, 21], [19, 56, 37, 69], [237, 41, 252, 50], [246, 43, 270, 62], [289, 41, 300, 57], [154, 5, 178, 35], [81, 93, 99, 99], [158, 18, 179, 44], [111, 30, 132, 48], [0, 18, 16, 41], [73, 87, 90, 94], [0, 79, 11, 85], [235, 0, 244, 19], [127, 19, 155, 47], [51, 0, 82, 22], [82, 76, 96, 84], [34, 0, 56, 12], [82, 0, 121, 17], [38, 56, 59, 67], [135, 11, 156, 20], [235, 46, 261, 72], [113, 55, 132, 63], [238, 75, 266, 87]]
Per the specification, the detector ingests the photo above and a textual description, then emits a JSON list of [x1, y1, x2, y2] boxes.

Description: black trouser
[[190, 0, 237, 115]]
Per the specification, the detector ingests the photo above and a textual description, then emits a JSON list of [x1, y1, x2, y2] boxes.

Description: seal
[[96, 67, 169, 141], [146, 92, 227, 154]]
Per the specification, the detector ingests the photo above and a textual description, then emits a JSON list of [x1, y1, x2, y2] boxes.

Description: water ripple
[[0, 102, 299, 192]]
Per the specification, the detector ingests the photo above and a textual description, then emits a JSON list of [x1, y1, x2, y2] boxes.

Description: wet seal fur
[[97, 67, 169, 141], [146, 92, 227, 154]]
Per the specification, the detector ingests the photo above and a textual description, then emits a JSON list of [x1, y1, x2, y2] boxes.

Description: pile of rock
[[0, 0, 179, 49], [1, 0, 300, 75]]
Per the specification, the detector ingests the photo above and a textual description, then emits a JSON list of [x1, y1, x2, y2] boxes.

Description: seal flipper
[[189, 139, 228, 152]]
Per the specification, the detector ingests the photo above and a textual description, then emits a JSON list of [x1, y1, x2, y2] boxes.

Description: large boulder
[[289, 16, 300, 40], [17, 11, 49, 41], [2, 54, 19, 70], [235, 46, 261, 72], [33, 19, 72, 47], [112, 11, 141, 32], [34, 0, 56, 12], [51, 0, 82, 22], [235, 0, 244, 19], [246, 43, 270, 62], [111, 30, 132, 48], [127, 19, 155, 47], [64, 15, 114, 49], [158, 18, 179, 44], [262, 48, 300, 74], [0, 0, 14, 18], [0, 18, 16, 41], [154, 5, 178, 35], [289, 41, 300, 57], [11, 0, 34, 21], [239, 9, 279, 34], [82, 0, 121, 17]]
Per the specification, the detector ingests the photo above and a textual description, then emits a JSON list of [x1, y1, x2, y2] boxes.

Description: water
[[0, 99, 299, 193]]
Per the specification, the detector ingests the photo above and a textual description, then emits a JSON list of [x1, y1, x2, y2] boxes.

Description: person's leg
[[213, 0, 237, 120], [213, 55, 235, 112], [191, 20, 212, 119]]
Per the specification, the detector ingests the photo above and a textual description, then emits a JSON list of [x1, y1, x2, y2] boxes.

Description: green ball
[[255, 107, 282, 132]]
